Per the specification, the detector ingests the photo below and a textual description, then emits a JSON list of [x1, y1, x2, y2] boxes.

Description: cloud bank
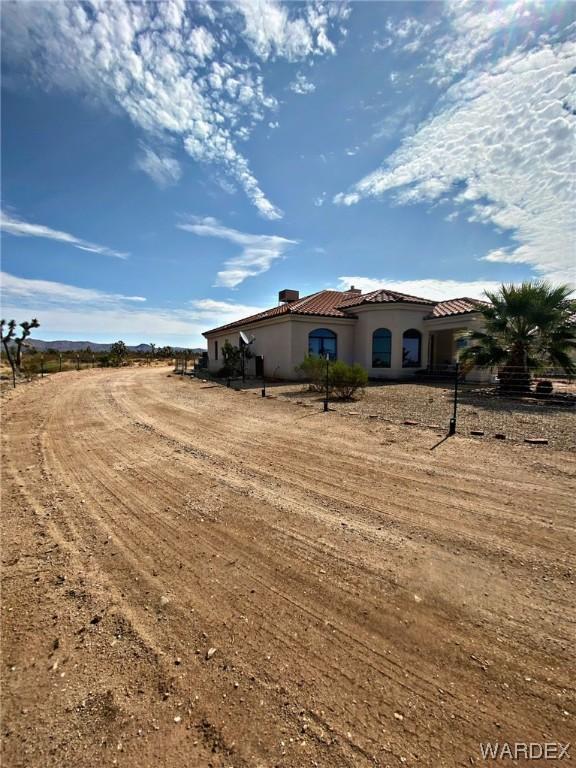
[[2, 0, 347, 219], [336, 3, 576, 283]]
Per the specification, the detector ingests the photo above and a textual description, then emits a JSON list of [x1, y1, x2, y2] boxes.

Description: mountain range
[[22, 339, 205, 353]]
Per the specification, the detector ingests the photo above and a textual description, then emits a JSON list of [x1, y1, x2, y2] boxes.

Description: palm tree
[[459, 282, 576, 393]]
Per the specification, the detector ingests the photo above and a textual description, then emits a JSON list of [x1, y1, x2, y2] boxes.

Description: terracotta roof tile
[[338, 288, 436, 307], [203, 289, 487, 335], [431, 297, 488, 318]]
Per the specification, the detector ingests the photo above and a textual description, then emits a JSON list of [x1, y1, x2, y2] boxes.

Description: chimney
[[279, 289, 299, 303], [344, 285, 362, 296]]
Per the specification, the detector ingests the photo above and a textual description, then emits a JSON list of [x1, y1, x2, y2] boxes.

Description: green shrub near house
[[295, 355, 368, 399]]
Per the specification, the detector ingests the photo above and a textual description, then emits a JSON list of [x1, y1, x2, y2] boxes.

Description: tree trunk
[[499, 343, 531, 395], [2, 340, 17, 388]]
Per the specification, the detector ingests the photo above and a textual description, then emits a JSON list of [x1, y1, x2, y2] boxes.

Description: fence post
[[323, 353, 330, 412], [41, 354, 44, 378], [261, 357, 266, 397], [59, 353, 62, 373], [449, 361, 459, 435], [76, 354, 80, 371]]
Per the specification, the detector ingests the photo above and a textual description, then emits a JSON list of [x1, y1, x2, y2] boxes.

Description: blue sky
[[1, 0, 575, 346]]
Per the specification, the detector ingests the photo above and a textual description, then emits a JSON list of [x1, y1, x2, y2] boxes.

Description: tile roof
[[203, 290, 486, 335], [339, 288, 436, 307], [431, 297, 488, 318], [203, 291, 351, 335]]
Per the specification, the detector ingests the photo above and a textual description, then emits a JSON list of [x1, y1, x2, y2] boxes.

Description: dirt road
[[2, 368, 575, 767]]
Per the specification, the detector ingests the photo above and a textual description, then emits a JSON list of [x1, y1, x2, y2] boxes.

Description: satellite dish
[[239, 331, 250, 345]]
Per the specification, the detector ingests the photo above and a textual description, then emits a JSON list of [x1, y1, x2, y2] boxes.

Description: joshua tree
[[110, 340, 128, 367], [1, 319, 17, 388], [14, 318, 40, 368], [460, 282, 576, 393]]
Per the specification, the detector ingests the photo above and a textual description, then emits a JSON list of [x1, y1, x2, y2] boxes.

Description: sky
[[1, 0, 575, 347]]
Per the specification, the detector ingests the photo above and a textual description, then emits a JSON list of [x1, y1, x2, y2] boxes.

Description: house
[[202, 286, 488, 380]]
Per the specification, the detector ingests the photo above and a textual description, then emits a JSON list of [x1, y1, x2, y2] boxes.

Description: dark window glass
[[402, 329, 421, 367], [308, 328, 337, 360], [372, 328, 391, 368]]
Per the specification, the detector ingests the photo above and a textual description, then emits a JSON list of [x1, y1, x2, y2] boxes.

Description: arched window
[[402, 329, 422, 368], [308, 328, 337, 360], [372, 328, 391, 368]]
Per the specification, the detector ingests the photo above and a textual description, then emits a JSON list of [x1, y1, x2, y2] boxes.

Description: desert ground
[[1, 367, 575, 768]]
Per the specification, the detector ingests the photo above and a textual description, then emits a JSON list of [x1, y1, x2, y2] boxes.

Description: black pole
[[323, 353, 329, 412], [59, 353, 62, 373], [41, 354, 44, 378], [449, 361, 459, 435], [76, 354, 80, 371], [241, 347, 245, 384], [261, 357, 266, 397]]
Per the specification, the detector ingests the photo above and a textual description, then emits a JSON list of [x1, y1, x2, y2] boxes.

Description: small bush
[[330, 361, 368, 399], [295, 356, 368, 399], [295, 355, 326, 391]]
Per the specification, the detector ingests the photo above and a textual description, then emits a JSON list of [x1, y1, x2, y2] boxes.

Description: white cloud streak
[[178, 216, 297, 287], [135, 144, 182, 188], [0, 210, 128, 259], [337, 276, 502, 301], [2, 1, 345, 219], [1, 272, 145, 304]]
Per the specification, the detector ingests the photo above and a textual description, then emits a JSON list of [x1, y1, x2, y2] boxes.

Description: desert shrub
[[295, 355, 327, 391], [219, 340, 241, 378], [295, 356, 368, 399], [330, 361, 368, 399]]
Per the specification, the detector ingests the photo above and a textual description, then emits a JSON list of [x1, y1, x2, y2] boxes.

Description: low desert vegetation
[[296, 355, 368, 400]]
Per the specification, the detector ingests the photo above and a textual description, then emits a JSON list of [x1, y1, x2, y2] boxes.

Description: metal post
[[323, 353, 330, 412], [59, 353, 62, 373], [449, 362, 459, 435], [41, 354, 44, 378], [261, 357, 266, 397], [241, 347, 245, 384], [76, 354, 80, 371], [92, 353, 95, 368]]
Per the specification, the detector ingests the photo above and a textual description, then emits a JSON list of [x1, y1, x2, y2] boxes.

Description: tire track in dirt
[[2, 368, 574, 768]]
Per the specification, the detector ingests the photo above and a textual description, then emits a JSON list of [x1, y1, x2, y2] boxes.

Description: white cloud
[[0, 272, 145, 304], [335, 41, 576, 283], [0, 272, 264, 345], [2, 1, 345, 219], [0, 210, 128, 259], [289, 72, 316, 94], [337, 276, 502, 301], [189, 298, 264, 320], [178, 216, 297, 288], [135, 144, 182, 188]]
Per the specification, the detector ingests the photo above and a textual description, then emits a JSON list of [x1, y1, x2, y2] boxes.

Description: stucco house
[[203, 286, 488, 380]]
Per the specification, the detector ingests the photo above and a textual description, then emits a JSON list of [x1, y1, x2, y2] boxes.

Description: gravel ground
[[225, 377, 576, 450]]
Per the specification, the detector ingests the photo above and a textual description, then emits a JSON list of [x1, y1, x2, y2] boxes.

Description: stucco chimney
[[344, 285, 362, 296], [279, 289, 299, 303]]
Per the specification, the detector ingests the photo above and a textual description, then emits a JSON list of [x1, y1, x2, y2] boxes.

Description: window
[[372, 328, 392, 368], [308, 328, 337, 360], [402, 329, 421, 367], [214, 340, 218, 361]]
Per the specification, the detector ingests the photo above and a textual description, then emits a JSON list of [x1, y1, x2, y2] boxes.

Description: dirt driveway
[[1, 368, 574, 768]]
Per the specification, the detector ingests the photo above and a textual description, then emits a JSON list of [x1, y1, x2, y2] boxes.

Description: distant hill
[[24, 339, 205, 353]]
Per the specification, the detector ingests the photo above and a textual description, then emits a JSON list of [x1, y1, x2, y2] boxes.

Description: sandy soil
[[1, 367, 575, 768]]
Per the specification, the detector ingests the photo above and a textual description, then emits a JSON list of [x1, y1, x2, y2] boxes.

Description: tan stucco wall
[[204, 308, 484, 381], [352, 304, 433, 378], [205, 319, 293, 378]]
